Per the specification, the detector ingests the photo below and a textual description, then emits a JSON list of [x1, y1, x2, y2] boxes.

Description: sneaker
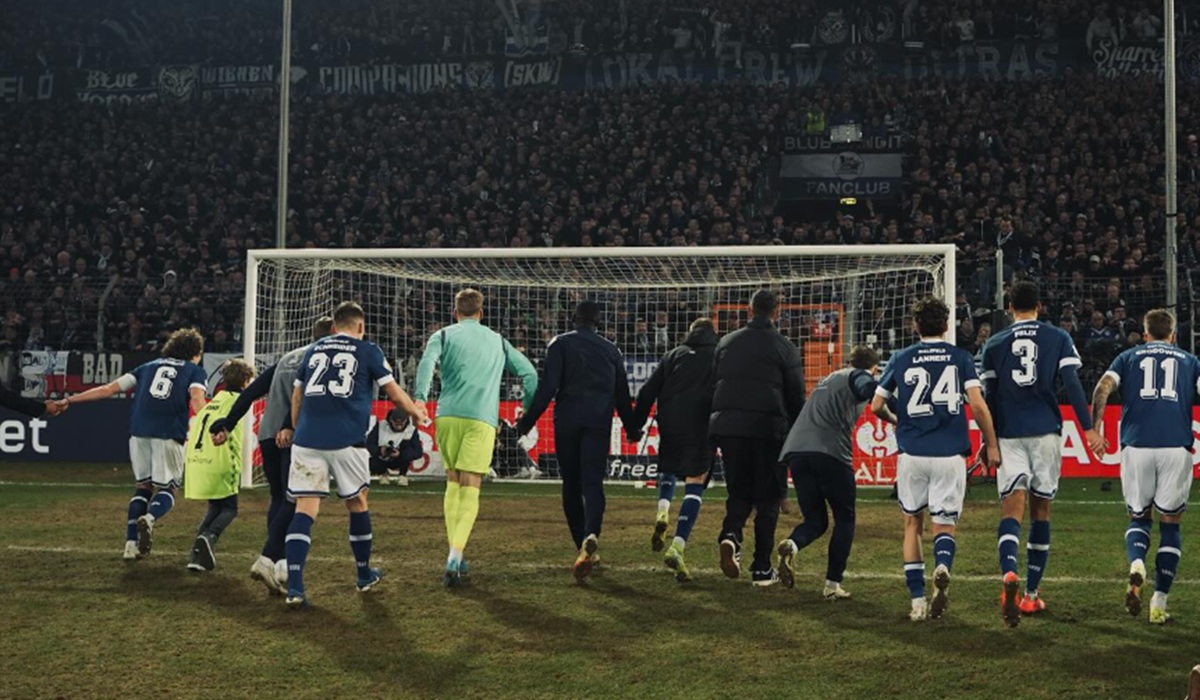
[[251, 556, 287, 596], [393, 475, 410, 487], [663, 543, 692, 583], [1001, 571, 1021, 628], [122, 540, 140, 561], [1188, 664, 1200, 700], [516, 466, 542, 480], [573, 535, 599, 582], [1018, 593, 1047, 615], [751, 568, 779, 587], [274, 559, 290, 590], [1149, 606, 1172, 624], [443, 560, 462, 588], [823, 582, 851, 601], [285, 590, 310, 609], [930, 564, 951, 619], [459, 560, 471, 578], [776, 540, 797, 589], [1126, 559, 1146, 617], [719, 538, 742, 579], [357, 568, 383, 592], [651, 512, 669, 552], [135, 514, 155, 557], [189, 534, 215, 572], [909, 598, 928, 622]]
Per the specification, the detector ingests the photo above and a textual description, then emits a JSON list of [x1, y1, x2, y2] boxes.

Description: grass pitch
[[0, 463, 1196, 700]]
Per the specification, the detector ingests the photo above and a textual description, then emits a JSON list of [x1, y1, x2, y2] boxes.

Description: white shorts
[[998, 434, 1062, 500], [288, 445, 370, 500], [129, 436, 186, 489], [897, 453, 967, 525], [1120, 446, 1194, 516]]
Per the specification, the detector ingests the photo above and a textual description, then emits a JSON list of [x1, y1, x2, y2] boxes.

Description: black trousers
[[716, 436, 786, 570], [258, 440, 293, 562], [369, 456, 409, 476], [555, 422, 610, 549], [786, 453, 856, 583]]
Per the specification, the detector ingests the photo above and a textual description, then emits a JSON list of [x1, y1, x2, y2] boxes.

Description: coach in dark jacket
[[711, 289, 806, 586], [632, 317, 719, 578], [519, 300, 640, 580], [1, 381, 58, 418]]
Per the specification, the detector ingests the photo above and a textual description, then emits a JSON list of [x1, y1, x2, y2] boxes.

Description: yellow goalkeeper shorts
[[435, 417, 496, 475]]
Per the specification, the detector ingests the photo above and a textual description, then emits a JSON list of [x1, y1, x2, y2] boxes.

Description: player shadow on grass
[[119, 565, 466, 695]]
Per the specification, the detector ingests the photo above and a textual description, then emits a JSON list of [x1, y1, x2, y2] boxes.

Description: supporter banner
[[73, 66, 198, 104], [18, 350, 155, 398], [1090, 39, 1200, 81], [624, 355, 661, 395], [315, 61, 500, 95], [782, 133, 904, 154], [779, 152, 904, 200], [506, 24, 549, 56], [0, 71, 55, 103], [199, 64, 281, 98]]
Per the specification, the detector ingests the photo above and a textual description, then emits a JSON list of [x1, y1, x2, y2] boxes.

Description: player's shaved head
[[1010, 281, 1040, 313], [221, 358, 256, 391], [574, 300, 600, 327], [163, 327, 204, 361], [312, 315, 334, 340], [1144, 308, 1175, 341], [912, 297, 950, 338], [751, 289, 778, 317], [333, 302, 365, 330], [850, 345, 880, 370], [455, 288, 484, 318]]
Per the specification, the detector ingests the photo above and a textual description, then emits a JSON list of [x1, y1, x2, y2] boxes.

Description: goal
[[242, 245, 956, 487]]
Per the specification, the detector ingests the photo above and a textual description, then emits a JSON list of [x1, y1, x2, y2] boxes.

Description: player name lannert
[[911, 352, 951, 363]]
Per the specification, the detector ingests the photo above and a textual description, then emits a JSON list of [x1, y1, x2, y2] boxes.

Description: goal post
[[241, 244, 956, 487]]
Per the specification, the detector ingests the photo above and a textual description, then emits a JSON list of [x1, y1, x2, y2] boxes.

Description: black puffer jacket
[[709, 316, 805, 441], [632, 326, 718, 444]]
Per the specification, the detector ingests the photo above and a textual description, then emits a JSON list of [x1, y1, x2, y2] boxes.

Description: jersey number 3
[[1011, 338, 1038, 386], [305, 353, 359, 398], [904, 365, 963, 416]]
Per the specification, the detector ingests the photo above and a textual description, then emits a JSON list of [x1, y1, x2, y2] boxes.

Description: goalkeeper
[[184, 359, 256, 572], [414, 289, 538, 587]]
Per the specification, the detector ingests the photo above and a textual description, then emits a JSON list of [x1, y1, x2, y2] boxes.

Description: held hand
[[409, 401, 430, 427], [276, 428, 294, 449], [1084, 428, 1106, 456], [44, 400, 67, 417], [211, 430, 229, 447], [985, 444, 1002, 470]]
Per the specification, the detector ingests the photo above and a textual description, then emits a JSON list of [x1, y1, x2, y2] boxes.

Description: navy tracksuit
[[521, 325, 638, 548]]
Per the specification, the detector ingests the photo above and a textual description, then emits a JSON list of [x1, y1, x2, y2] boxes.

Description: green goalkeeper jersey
[[415, 319, 538, 427], [184, 390, 244, 500]]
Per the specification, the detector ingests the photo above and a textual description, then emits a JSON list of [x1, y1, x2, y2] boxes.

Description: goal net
[[242, 245, 955, 487]]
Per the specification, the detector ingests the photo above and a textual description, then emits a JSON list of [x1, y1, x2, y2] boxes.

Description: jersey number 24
[[904, 365, 963, 416]]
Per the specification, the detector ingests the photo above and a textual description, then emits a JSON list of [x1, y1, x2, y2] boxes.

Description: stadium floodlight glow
[[241, 245, 955, 487]]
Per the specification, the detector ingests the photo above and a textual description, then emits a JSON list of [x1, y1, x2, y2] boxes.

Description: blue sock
[[126, 488, 151, 541], [1156, 522, 1182, 594], [1026, 520, 1051, 594], [933, 534, 956, 571], [657, 474, 677, 514], [673, 483, 705, 545], [997, 517, 1020, 577], [285, 513, 314, 596], [147, 491, 174, 521], [1126, 517, 1152, 564], [904, 561, 925, 599], [349, 511, 373, 581]]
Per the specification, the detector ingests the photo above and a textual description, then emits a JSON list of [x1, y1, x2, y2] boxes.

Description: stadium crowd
[[3, 1, 1200, 384]]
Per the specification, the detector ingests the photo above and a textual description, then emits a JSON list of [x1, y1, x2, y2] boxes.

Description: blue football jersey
[[1105, 341, 1200, 449], [293, 334, 394, 450], [122, 358, 208, 440], [876, 340, 981, 457], [980, 320, 1082, 438]]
